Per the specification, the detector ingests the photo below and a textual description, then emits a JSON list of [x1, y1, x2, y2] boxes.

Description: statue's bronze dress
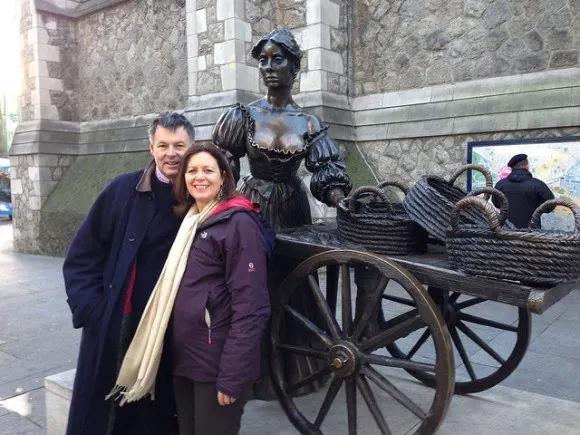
[[213, 100, 351, 228], [213, 99, 352, 398]]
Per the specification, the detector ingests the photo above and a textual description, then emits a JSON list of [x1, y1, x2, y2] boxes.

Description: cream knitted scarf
[[107, 199, 218, 405]]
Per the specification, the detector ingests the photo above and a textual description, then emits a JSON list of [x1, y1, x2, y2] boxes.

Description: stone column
[[186, 0, 260, 139], [24, 3, 63, 120], [294, 0, 354, 141], [12, 0, 78, 253]]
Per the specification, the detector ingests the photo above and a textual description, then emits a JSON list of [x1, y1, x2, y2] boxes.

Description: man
[[63, 112, 194, 435], [493, 153, 554, 228]]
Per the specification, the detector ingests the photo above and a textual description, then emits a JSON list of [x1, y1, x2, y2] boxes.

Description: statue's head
[[251, 28, 302, 88]]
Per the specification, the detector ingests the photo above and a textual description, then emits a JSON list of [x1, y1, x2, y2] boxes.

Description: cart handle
[[347, 186, 391, 213], [448, 164, 493, 199], [530, 198, 580, 232], [376, 180, 410, 196], [468, 187, 509, 227], [450, 196, 501, 233]]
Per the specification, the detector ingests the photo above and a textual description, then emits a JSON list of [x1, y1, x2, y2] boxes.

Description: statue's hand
[[327, 188, 346, 207]]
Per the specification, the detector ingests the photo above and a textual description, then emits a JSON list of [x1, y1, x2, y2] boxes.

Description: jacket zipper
[[205, 308, 212, 344]]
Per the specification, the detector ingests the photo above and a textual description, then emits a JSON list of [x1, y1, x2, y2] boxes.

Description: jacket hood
[[507, 168, 532, 183], [211, 196, 260, 215], [200, 197, 260, 230]]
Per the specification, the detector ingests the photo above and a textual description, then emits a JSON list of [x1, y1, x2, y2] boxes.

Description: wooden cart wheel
[[385, 287, 531, 394], [270, 250, 454, 435]]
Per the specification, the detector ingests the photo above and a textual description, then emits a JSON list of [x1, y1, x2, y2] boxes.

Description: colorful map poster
[[467, 137, 580, 231]]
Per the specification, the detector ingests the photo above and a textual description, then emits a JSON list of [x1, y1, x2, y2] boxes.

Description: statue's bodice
[[248, 105, 319, 155]]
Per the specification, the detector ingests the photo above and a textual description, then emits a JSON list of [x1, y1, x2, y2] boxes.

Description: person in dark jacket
[[63, 112, 195, 435], [170, 144, 270, 435], [493, 153, 555, 228]]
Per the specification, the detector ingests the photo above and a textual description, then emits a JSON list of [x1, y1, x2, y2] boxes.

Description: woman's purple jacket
[[171, 200, 271, 399]]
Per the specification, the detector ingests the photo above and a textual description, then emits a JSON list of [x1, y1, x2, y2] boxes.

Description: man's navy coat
[[63, 163, 181, 435]]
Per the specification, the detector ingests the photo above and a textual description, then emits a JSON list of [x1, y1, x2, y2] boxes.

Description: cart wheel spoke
[[365, 353, 436, 373], [357, 375, 392, 435], [345, 378, 357, 435], [313, 375, 343, 429], [449, 326, 477, 381], [406, 327, 431, 359], [449, 292, 461, 304], [340, 264, 353, 337], [363, 366, 427, 419], [457, 321, 505, 364], [276, 344, 328, 360], [381, 294, 416, 307], [459, 312, 519, 332], [307, 274, 342, 341], [284, 304, 333, 348], [288, 366, 333, 394], [363, 314, 424, 353], [455, 297, 486, 310], [353, 275, 390, 341]]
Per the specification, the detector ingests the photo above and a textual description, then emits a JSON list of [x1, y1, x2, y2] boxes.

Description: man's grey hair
[[148, 112, 195, 143]]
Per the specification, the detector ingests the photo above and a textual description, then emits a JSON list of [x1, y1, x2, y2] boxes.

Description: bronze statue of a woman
[[212, 28, 352, 398], [212, 28, 352, 228]]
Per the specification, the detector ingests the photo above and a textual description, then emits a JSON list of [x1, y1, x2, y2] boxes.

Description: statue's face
[[258, 41, 293, 89]]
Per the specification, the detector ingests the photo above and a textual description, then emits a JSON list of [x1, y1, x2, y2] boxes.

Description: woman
[[108, 145, 271, 435], [212, 28, 352, 398]]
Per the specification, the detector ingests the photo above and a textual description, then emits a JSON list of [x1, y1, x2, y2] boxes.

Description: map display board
[[467, 137, 580, 231]]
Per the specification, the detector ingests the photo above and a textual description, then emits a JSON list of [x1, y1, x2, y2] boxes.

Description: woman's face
[[258, 41, 294, 89], [184, 151, 224, 211]]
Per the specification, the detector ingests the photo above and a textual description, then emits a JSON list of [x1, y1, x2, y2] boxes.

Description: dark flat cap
[[507, 153, 527, 168]]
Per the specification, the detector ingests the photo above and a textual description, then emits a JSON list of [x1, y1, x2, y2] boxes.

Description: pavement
[[1, 218, 580, 434]]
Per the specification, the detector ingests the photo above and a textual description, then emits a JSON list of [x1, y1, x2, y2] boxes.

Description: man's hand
[[217, 391, 236, 406]]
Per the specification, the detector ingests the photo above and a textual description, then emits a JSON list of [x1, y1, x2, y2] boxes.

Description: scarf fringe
[[106, 381, 156, 407], [105, 385, 127, 402]]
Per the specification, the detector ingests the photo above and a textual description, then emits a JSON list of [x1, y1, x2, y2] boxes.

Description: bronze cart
[[269, 222, 576, 435]]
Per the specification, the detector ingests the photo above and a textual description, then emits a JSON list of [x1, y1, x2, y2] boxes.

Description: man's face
[[149, 126, 192, 181]]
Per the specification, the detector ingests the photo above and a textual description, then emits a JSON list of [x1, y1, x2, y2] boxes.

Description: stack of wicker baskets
[[447, 190, 580, 286], [336, 181, 428, 255], [403, 164, 493, 242]]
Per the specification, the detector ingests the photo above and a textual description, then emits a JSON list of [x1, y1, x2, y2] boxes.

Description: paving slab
[[240, 377, 580, 435], [0, 411, 44, 435], [496, 350, 580, 404]]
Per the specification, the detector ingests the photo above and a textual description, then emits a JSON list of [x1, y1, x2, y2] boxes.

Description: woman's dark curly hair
[[173, 144, 238, 216], [251, 28, 303, 80]]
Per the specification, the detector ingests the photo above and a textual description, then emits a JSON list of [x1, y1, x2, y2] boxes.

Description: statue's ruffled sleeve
[[212, 104, 249, 182], [305, 126, 352, 206]]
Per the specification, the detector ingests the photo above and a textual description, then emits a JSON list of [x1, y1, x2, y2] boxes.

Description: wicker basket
[[447, 197, 580, 286], [337, 183, 428, 255], [403, 164, 493, 242]]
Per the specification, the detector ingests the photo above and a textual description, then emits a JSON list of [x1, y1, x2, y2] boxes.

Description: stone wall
[[75, 0, 188, 121], [19, 0, 35, 122], [10, 153, 76, 253], [353, 0, 580, 94], [39, 151, 151, 256], [359, 126, 580, 187], [246, 0, 308, 94], [39, 12, 79, 121]]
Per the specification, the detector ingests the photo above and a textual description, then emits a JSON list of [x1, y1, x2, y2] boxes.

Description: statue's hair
[[251, 28, 302, 78]]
